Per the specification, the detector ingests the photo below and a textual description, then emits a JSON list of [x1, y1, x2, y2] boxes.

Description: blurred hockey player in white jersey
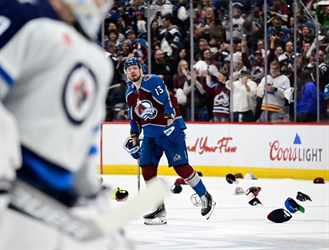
[[0, 0, 134, 249]]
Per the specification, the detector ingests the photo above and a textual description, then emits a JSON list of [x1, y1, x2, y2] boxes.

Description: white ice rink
[[103, 174, 329, 250]]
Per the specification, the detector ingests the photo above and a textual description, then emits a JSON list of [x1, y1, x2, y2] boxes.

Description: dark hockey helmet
[[124, 57, 141, 71]]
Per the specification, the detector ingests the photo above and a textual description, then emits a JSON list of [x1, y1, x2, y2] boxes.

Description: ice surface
[[103, 175, 329, 250]]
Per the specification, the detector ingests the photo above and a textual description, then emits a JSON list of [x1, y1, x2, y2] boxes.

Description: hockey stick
[[9, 178, 168, 241], [123, 137, 143, 193], [137, 159, 141, 192]]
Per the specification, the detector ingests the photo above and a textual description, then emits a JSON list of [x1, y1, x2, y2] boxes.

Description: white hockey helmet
[[61, 0, 113, 39]]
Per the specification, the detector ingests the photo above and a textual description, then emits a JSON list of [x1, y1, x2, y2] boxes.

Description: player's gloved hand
[[163, 123, 186, 143], [125, 139, 140, 159]]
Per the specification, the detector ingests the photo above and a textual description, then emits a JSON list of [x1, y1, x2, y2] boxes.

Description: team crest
[[143, 75, 152, 81], [134, 99, 158, 120], [173, 154, 182, 162], [63, 63, 97, 124], [214, 92, 229, 106]]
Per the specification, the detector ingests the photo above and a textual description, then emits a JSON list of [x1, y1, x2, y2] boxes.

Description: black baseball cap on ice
[[267, 209, 292, 223]]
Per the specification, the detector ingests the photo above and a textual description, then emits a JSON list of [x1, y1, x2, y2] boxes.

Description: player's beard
[[129, 74, 141, 83]]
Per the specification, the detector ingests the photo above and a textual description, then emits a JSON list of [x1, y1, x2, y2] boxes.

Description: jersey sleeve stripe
[[0, 67, 14, 87]]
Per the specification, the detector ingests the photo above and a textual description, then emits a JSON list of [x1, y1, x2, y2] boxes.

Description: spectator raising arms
[[226, 68, 257, 122], [183, 67, 209, 121], [202, 70, 231, 122], [243, 2, 265, 52], [173, 59, 190, 118], [267, 16, 291, 47]]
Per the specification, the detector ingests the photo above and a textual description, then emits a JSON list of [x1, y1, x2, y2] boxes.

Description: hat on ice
[[296, 191, 312, 202], [284, 197, 305, 213], [112, 188, 129, 202], [313, 177, 325, 184], [234, 173, 243, 179], [244, 173, 257, 180], [245, 186, 262, 197], [267, 208, 292, 223], [175, 178, 187, 185], [248, 197, 263, 206], [170, 183, 182, 194], [232, 186, 244, 195], [226, 173, 239, 184]]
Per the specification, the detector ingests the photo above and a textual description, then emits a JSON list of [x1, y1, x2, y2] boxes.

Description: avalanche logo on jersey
[[63, 63, 97, 125], [134, 99, 158, 120], [214, 92, 229, 107]]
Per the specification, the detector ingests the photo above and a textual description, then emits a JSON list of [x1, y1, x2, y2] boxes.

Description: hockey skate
[[143, 203, 167, 225], [201, 192, 216, 220]]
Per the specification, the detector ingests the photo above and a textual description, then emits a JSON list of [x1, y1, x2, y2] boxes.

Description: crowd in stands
[[103, 0, 329, 123]]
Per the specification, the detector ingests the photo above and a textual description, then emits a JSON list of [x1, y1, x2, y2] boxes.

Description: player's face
[[126, 65, 141, 82]]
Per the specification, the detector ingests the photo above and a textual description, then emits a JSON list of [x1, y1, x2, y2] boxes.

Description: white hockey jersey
[[0, 1, 112, 196]]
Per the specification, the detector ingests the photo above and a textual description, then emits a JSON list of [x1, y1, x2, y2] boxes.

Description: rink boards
[[100, 122, 329, 180]]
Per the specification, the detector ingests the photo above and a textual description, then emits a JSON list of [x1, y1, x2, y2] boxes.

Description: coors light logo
[[269, 133, 323, 162]]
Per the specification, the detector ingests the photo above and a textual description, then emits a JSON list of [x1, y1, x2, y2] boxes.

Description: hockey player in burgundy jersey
[[124, 57, 216, 224]]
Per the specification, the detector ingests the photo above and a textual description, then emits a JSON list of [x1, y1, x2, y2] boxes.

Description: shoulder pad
[[0, 0, 58, 49], [143, 75, 152, 81]]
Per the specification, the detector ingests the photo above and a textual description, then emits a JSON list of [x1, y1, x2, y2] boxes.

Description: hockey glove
[[163, 123, 186, 143], [125, 139, 140, 159]]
